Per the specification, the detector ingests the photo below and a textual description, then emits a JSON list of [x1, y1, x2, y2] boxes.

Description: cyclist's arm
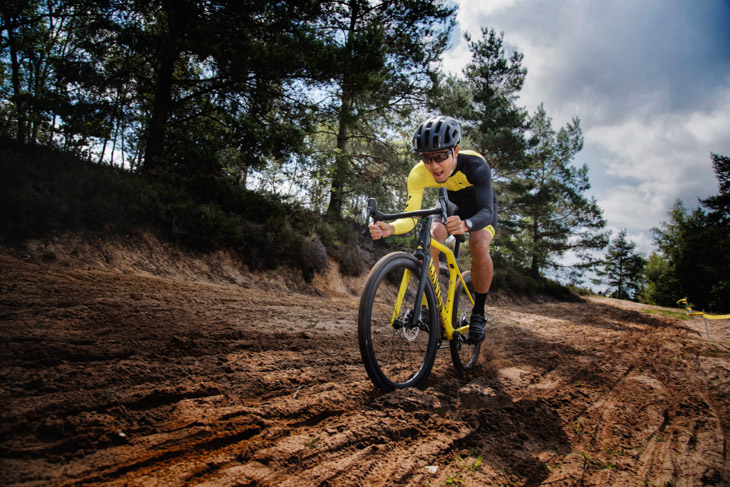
[[464, 162, 495, 231], [391, 166, 429, 234]]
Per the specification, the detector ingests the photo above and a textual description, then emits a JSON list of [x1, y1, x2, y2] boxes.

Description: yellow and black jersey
[[392, 150, 498, 235]]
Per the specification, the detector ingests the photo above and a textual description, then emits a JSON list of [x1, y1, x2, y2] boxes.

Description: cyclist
[[368, 115, 497, 344]]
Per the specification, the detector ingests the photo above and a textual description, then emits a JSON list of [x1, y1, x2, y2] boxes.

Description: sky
[[441, 0, 730, 256]]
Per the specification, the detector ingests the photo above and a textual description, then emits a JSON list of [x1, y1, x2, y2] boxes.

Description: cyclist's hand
[[446, 215, 468, 235], [369, 221, 394, 240]]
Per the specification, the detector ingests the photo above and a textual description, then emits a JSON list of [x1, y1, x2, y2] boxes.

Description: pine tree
[[701, 153, 730, 223], [597, 229, 646, 300], [431, 28, 528, 174], [647, 154, 730, 311], [514, 105, 608, 279]]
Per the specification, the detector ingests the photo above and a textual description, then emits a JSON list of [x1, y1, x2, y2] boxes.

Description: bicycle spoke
[[358, 253, 439, 391], [450, 271, 481, 373]]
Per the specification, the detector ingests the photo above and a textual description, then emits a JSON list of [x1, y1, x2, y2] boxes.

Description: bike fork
[[410, 248, 431, 328]]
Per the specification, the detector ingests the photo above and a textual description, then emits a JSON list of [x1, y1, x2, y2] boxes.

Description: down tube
[[429, 239, 474, 337], [427, 240, 452, 328]]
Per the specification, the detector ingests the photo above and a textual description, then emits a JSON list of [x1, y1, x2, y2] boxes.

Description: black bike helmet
[[412, 115, 461, 152]]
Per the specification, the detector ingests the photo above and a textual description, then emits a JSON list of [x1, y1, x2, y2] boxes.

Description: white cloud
[[686, 84, 730, 146], [442, 37, 471, 77], [444, 0, 730, 255], [455, 0, 526, 19], [588, 84, 730, 235], [600, 182, 673, 232], [600, 223, 656, 257]]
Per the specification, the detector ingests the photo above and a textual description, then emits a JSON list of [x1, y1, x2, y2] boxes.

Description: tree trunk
[[618, 257, 625, 299], [327, 110, 351, 218], [531, 219, 541, 278], [98, 137, 108, 164], [142, 44, 176, 174], [3, 7, 26, 144], [141, 1, 182, 174], [326, 2, 359, 219]]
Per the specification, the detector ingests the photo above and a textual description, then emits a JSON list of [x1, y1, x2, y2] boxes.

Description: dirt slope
[[1, 234, 729, 486]]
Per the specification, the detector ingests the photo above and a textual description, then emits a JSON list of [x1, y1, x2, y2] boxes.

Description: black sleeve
[[467, 160, 496, 230]]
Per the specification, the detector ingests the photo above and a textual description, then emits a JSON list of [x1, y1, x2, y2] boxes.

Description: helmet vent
[[411, 115, 461, 152]]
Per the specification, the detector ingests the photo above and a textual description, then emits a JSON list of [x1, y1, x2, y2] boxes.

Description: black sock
[[472, 292, 488, 316]]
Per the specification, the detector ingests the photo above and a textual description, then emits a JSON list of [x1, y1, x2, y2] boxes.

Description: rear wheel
[[358, 252, 440, 392], [450, 271, 481, 373]]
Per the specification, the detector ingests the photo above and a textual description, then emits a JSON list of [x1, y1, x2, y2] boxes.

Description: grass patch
[[454, 450, 483, 473], [642, 308, 692, 320], [442, 474, 465, 485], [573, 417, 585, 435], [304, 435, 320, 449], [542, 462, 564, 473]]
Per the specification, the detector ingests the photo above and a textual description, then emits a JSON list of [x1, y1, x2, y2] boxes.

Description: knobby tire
[[358, 252, 439, 392], [450, 271, 482, 373]]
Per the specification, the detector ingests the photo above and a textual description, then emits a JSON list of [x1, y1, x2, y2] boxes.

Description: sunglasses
[[420, 150, 452, 165]]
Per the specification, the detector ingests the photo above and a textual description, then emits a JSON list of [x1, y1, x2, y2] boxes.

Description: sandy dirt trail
[[1, 234, 729, 486]]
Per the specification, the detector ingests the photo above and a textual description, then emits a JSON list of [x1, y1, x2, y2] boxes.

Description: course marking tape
[[677, 298, 729, 319]]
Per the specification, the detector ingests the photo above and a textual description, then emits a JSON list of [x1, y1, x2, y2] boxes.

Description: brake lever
[[367, 198, 385, 223]]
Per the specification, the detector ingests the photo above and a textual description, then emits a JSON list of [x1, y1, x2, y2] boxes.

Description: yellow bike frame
[[390, 238, 474, 340]]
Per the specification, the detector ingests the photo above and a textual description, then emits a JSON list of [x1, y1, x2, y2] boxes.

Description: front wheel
[[450, 271, 482, 374], [358, 252, 440, 392]]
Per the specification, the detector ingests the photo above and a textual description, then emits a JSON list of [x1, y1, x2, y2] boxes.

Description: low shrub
[[0, 139, 362, 279]]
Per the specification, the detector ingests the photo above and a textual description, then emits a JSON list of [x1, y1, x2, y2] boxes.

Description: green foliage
[[316, 0, 456, 218], [649, 201, 720, 310], [465, 28, 529, 165], [313, 219, 367, 276], [513, 105, 607, 279], [645, 155, 730, 312], [491, 260, 580, 301], [0, 139, 144, 238], [701, 153, 730, 221], [639, 252, 677, 306], [709, 280, 730, 311], [1, 0, 335, 176], [430, 29, 606, 285], [596, 229, 647, 301], [567, 284, 597, 297], [0, 139, 353, 281], [0, 0, 457, 222], [435, 28, 528, 170]]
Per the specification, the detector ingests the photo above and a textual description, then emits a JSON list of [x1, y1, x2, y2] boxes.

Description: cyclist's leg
[[429, 200, 458, 264], [451, 194, 496, 343], [429, 219, 448, 264], [469, 228, 493, 295], [466, 227, 493, 343]]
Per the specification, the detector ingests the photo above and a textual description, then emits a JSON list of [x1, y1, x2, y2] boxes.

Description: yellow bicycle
[[358, 188, 481, 392]]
